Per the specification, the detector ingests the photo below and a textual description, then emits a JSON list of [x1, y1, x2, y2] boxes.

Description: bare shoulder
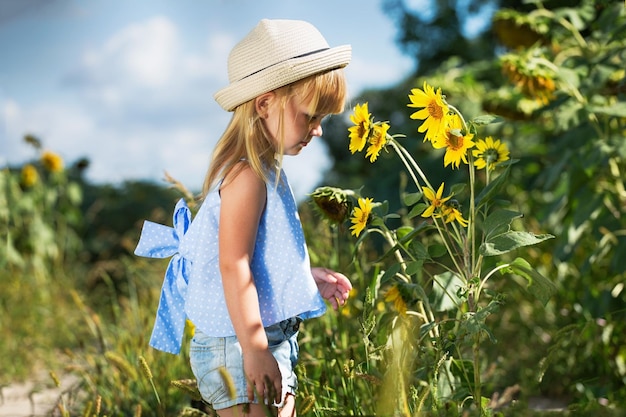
[[220, 161, 266, 209]]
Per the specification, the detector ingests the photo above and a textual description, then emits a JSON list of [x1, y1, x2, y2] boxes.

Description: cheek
[[262, 116, 280, 141]]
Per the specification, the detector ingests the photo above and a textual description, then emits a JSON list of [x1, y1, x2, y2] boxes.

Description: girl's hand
[[243, 348, 282, 405], [311, 267, 352, 310]]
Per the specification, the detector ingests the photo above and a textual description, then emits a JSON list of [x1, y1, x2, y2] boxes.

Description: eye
[[307, 114, 325, 124]]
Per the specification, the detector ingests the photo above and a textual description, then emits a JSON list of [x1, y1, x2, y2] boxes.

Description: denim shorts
[[189, 317, 301, 410]]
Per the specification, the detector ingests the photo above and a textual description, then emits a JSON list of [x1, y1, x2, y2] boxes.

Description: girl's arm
[[218, 164, 281, 405]]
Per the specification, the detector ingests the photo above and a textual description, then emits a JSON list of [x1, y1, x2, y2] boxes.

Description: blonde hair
[[202, 68, 347, 196]]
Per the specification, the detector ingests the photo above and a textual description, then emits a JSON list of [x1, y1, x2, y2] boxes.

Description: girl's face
[[262, 93, 327, 156]]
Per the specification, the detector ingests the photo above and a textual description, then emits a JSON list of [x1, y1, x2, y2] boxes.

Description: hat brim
[[214, 45, 352, 112]]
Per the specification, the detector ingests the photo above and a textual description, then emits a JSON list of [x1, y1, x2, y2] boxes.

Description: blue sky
[[0, 0, 417, 199]]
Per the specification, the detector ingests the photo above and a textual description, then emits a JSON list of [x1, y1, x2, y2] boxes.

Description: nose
[[310, 121, 323, 137]]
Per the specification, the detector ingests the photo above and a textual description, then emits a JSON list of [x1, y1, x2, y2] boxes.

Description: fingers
[[312, 267, 336, 283], [247, 375, 283, 405], [317, 268, 353, 292], [266, 374, 281, 405]]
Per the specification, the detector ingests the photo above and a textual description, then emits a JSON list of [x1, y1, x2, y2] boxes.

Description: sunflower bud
[[310, 186, 353, 224]]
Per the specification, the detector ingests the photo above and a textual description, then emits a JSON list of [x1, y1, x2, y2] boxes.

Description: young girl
[[135, 19, 352, 416]]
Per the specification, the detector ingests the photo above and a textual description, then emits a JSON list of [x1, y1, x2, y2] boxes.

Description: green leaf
[[383, 213, 401, 221], [367, 265, 382, 304], [395, 226, 414, 241], [419, 322, 438, 340], [4, 232, 24, 267], [504, 258, 557, 305], [405, 260, 424, 276], [370, 217, 386, 228], [407, 202, 428, 219], [397, 221, 435, 243], [431, 272, 464, 311], [402, 191, 423, 206], [449, 182, 466, 197], [482, 209, 523, 240], [67, 182, 83, 205], [409, 240, 430, 260], [471, 114, 501, 126], [587, 103, 626, 118], [475, 165, 511, 209], [372, 200, 389, 217], [461, 300, 500, 342], [428, 243, 448, 258], [555, 67, 581, 90], [450, 359, 474, 393], [380, 263, 402, 284], [480, 231, 554, 256]]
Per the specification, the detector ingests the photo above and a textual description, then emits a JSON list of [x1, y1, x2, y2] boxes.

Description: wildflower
[[310, 186, 352, 224], [218, 367, 236, 399], [442, 202, 469, 228], [105, 351, 138, 379], [138, 356, 153, 380], [436, 114, 475, 169], [421, 183, 451, 219], [350, 197, 373, 237], [365, 122, 389, 163], [20, 164, 39, 187], [473, 137, 510, 171], [171, 379, 203, 401], [407, 82, 449, 144], [349, 103, 371, 154], [185, 319, 196, 338], [41, 150, 64, 172], [384, 285, 407, 315]]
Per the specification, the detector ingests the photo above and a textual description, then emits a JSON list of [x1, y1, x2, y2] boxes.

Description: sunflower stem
[[389, 138, 433, 190]]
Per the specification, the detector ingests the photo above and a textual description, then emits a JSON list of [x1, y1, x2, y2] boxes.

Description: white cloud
[[81, 16, 178, 88], [183, 32, 234, 82]]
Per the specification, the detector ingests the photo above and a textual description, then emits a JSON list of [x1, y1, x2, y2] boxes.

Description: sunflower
[[20, 164, 39, 188], [348, 103, 371, 154], [501, 55, 556, 104], [437, 114, 475, 169], [310, 186, 352, 224], [442, 204, 469, 228], [473, 137, 510, 171], [365, 122, 389, 163], [421, 183, 451, 218], [41, 150, 64, 172], [350, 197, 373, 237], [384, 285, 407, 316], [407, 82, 450, 144]]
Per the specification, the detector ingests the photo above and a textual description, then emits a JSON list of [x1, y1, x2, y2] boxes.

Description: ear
[[255, 92, 275, 118]]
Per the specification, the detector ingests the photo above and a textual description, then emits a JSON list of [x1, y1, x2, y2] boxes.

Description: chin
[[285, 148, 304, 156]]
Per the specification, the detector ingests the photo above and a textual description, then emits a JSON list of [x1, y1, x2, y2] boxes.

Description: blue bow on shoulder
[[134, 198, 192, 354]]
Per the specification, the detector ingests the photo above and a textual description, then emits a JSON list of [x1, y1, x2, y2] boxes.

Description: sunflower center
[[484, 148, 499, 164], [427, 100, 444, 119], [432, 198, 444, 208], [447, 131, 464, 150]]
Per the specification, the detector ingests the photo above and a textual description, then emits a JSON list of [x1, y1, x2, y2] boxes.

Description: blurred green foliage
[[321, 0, 626, 410]]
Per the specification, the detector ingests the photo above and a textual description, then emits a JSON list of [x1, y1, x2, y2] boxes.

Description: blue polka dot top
[[135, 167, 326, 354]]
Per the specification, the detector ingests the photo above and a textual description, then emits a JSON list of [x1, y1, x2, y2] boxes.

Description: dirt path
[[0, 375, 79, 417]]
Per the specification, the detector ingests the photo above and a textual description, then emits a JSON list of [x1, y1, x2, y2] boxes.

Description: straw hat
[[214, 19, 352, 111]]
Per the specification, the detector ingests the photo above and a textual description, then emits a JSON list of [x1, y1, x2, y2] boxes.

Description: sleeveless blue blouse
[[134, 168, 326, 354]]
